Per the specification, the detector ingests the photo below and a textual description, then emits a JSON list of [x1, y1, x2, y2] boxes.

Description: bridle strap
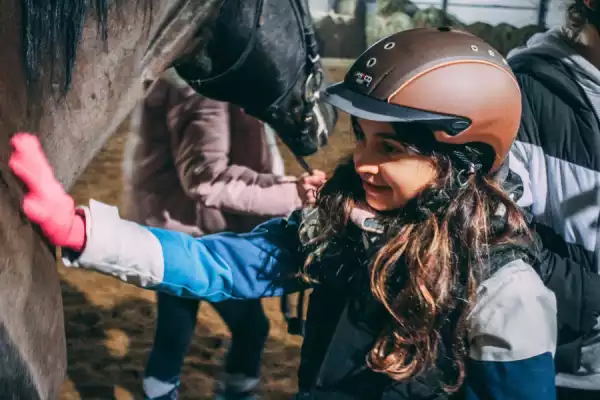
[[186, 0, 265, 88], [295, 0, 321, 65]]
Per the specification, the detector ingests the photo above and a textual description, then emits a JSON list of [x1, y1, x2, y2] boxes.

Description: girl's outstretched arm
[[62, 200, 306, 301], [8, 132, 306, 301]]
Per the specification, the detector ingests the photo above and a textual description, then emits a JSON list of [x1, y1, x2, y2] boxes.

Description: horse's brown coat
[[0, 1, 222, 397]]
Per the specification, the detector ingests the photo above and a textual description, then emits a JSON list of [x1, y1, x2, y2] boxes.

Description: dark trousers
[[145, 292, 270, 383]]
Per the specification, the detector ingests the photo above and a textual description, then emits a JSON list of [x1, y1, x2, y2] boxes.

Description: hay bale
[[412, 7, 464, 28], [377, 0, 419, 17], [490, 22, 518, 55], [466, 22, 542, 56], [315, 13, 365, 58], [334, 0, 357, 15], [365, 12, 414, 46], [313, 4, 542, 59]]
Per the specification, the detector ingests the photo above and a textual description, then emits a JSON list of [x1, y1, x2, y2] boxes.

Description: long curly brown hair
[[299, 140, 533, 391]]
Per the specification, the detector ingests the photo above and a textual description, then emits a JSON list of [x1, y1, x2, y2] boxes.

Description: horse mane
[[19, 0, 153, 99]]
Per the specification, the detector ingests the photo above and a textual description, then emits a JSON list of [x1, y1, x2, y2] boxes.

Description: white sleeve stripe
[[62, 199, 165, 288]]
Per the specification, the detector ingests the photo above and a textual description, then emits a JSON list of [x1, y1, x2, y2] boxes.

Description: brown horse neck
[[1, 0, 220, 190]]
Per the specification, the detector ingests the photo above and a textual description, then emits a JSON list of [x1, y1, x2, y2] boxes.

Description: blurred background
[[61, 1, 568, 399], [309, 0, 562, 58]]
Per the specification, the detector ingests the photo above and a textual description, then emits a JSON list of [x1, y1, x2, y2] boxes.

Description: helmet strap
[[451, 147, 483, 170], [454, 163, 476, 188]]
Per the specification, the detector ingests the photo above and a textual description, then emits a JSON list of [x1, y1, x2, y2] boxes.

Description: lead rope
[[280, 0, 324, 336], [281, 289, 306, 336], [280, 152, 314, 337]]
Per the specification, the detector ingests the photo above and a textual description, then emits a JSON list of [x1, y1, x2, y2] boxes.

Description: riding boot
[[211, 299, 269, 400], [213, 373, 260, 400], [143, 377, 180, 400]]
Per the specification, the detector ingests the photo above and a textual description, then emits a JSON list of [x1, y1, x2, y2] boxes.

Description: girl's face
[[353, 118, 438, 211]]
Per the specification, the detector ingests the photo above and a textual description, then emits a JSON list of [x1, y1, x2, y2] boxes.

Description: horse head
[[172, 0, 338, 160]]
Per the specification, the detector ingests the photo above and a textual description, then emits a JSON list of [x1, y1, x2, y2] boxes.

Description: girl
[[9, 28, 556, 399]]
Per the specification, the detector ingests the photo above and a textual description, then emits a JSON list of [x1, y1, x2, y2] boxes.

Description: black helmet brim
[[323, 83, 470, 134]]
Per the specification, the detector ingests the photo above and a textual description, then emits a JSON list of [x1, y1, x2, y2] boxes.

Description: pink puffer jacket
[[123, 71, 302, 235]]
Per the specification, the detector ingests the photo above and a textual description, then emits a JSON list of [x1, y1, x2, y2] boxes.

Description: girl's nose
[[354, 147, 380, 176]]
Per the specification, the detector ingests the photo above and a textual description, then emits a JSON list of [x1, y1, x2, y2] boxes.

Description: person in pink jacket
[[122, 70, 326, 400]]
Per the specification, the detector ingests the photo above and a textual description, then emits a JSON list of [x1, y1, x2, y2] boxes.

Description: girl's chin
[[365, 195, 393, 212], [365, 193, 406, 212]]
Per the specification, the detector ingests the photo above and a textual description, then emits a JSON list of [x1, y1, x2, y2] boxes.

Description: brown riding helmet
[[322, 27, 522, 173]]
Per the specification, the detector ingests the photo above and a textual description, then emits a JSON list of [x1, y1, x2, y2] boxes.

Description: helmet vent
[[438, 26, 451, 32]]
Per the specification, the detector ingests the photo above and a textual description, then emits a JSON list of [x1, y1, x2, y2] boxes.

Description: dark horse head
[[20, 0, 337, 167], [173, 0, 338, 158], [0, 0, 336, 399]]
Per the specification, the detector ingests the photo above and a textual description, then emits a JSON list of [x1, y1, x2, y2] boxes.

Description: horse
[[0, 0, 336, 398]]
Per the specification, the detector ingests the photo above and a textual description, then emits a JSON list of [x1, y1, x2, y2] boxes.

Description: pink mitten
[[9, 133, 86, 252]]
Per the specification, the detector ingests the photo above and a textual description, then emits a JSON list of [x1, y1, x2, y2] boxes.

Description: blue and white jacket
[[63, 200, 558, 399]]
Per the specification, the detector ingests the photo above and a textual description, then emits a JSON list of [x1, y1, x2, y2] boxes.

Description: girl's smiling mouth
[[362, 179, 391, 195]]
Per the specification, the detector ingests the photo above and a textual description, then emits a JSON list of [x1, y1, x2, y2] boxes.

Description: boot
[[143, 377, 180, 400], [213, 373, 260, 400]]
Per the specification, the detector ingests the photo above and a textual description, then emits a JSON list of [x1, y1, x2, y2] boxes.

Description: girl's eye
[[353, 126, 365, 142], [353, 133, 365, 148], [381, 141, 402, 155]]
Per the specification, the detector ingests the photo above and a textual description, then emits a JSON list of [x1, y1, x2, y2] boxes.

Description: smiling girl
[[9, 28, 556, 399]]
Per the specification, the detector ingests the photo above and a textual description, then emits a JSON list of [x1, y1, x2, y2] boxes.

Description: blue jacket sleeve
[[464, 355, 555, 400], [464, 260, 557, 400], [62, 200, 307, 302], [148, 216, 306, 301]]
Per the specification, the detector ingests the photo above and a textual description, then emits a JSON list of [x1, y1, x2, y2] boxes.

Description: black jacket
[[509, 52, 600, 377]]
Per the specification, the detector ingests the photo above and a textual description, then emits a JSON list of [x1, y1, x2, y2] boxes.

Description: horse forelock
[[19, 0, 155, 110]]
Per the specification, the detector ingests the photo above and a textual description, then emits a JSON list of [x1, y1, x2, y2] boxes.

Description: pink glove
[[9, 133, 86, 252]]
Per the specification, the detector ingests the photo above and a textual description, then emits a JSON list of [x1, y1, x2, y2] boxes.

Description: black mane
[[19, 0, 153, 99]]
